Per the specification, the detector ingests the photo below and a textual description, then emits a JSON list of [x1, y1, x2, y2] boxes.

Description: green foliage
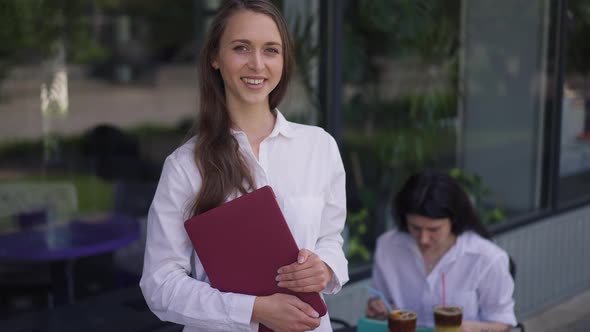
[[0, 1, 108, 63], [0, 0, 109, 100], [290, 12, 321, 113], [99, 0, 195, 56], [343, 92, 457, 131], [128, 122, 185, 138], [0, 138, 43, 158], [341, 0, 461, 176], [0, 121, 185, 158], [0, 0, 198, 100], [448, 168, 506, 225], [343, 0, 460, 84], [342, 93, 457, 265], [0, 174, 114, 213], [342, 93, 457, 177], [346, 208, 371, 263], [340, 0, 461, 264]]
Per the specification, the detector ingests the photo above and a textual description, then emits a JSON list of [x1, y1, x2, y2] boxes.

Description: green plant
[[448, 168, 506, 225], [1, 175, 114, 213], [345, 208, 371, 263], [340, 0, 463, 265], [290, 12, 320, 112], [343, 0, 460, 86], [0, 1, 109, 100], [341, 93, 457, 265], [99, 0, 195, 59]]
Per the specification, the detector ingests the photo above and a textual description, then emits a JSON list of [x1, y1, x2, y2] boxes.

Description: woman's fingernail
[[312, 310, 319, 318], [298, 256, 305, 264]]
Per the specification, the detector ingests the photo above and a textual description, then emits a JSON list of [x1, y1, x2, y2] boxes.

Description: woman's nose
[[248, 52, 264, 71], [419, 231, 430, 245]]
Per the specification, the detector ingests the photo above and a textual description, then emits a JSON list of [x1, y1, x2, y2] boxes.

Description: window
[[282, 0, 322, 125], [340, 0, 552, 267], [559, 0, 590, 205], [0, 0, 200, 313], [0, 0, 323, 316]]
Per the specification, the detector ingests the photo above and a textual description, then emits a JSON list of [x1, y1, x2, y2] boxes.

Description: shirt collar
[[399, 230, 465, 267], [230, 108, 296, 139], [442, 235, 463, 265], [436, 232, 470, 269], [269, 109, 296, 138]]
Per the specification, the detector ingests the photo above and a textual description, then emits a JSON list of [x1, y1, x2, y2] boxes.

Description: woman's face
[[212, 10, 284, 111], [406, 214, 454, 255]]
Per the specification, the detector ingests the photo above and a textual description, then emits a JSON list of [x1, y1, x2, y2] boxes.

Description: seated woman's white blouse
[[371, 230, 517, 327], [140, 110, 349, 332]]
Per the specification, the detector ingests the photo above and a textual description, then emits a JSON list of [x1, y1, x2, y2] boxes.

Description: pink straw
[[442, 271, 446, 307]]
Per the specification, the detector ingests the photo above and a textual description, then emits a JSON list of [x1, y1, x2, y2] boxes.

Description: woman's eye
[[266, 47, 280, 54], [234, 45, 248, 52]]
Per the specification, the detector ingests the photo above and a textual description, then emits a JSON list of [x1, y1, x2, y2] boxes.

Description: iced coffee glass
[[433, 306, 462, 332], [387, 309, 417, 332]]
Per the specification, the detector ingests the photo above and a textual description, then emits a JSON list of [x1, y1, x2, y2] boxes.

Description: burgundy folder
[[184, 185, 327, 331]]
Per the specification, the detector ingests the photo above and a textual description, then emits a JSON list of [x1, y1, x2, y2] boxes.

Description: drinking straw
[[442, 271, 446, 307], [365, 285, 394, 313]]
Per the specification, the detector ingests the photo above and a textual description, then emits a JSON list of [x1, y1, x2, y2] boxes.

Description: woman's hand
[[366, 298, 390, 321], [252, 293, 321, 332], [461, 321, 478, 332], [276, 249, 333, 293], [461, 320, 511, 332]]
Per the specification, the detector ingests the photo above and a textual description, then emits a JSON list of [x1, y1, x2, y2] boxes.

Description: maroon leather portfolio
[[183, 185, 327, 331]]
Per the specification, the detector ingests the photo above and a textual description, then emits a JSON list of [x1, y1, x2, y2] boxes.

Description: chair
[[113, 181, 157, 217], [0, 182, 78, 312], [80, 124, 160, 182], [0, 182, 78, 225], [0, 261, 54, 314], [330, 317, 352, 330], [111, 180, 157, 282]]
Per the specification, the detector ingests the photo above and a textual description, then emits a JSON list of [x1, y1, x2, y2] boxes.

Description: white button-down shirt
[[371, 230, 517, 327], [140, 110, 349, 332]]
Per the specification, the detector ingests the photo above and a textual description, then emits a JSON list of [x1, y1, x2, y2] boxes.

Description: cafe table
[[334, 317, 434, 332], [0, 213, 140, 304]]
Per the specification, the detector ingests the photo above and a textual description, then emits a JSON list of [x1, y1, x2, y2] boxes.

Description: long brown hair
[[191, 0, 294, 215]]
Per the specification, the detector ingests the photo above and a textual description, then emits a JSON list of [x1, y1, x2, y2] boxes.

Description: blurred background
[[1, 0, 590, 331]]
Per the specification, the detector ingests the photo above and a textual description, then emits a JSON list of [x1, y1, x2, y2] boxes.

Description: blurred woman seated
[[366, 170, 516, 332]]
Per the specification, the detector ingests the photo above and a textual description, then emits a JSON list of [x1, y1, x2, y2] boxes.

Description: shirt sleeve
[[477, 251, 517, 326], [139, 155, 256, 332], [370, 237, 394, 305], [314, 134, 349, 294]]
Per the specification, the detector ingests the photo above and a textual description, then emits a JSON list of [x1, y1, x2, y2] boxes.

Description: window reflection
[[0, 0, 199, 315], [342, 0, 550, 266], [342, 0, 462, 266], [560, 0, 590, 204], [0, 0, 323, 317]]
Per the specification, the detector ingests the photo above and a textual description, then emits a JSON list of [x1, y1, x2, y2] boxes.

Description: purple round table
[[0, 213, 139, 261], [0, 213, 140, 304]]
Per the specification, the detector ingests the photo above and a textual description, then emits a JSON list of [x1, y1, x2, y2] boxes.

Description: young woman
[[366, 171, 516, 332], [140, 1, 348, 331]]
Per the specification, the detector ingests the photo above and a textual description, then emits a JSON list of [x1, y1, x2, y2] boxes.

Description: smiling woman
[[139, 1, 348, 332]]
